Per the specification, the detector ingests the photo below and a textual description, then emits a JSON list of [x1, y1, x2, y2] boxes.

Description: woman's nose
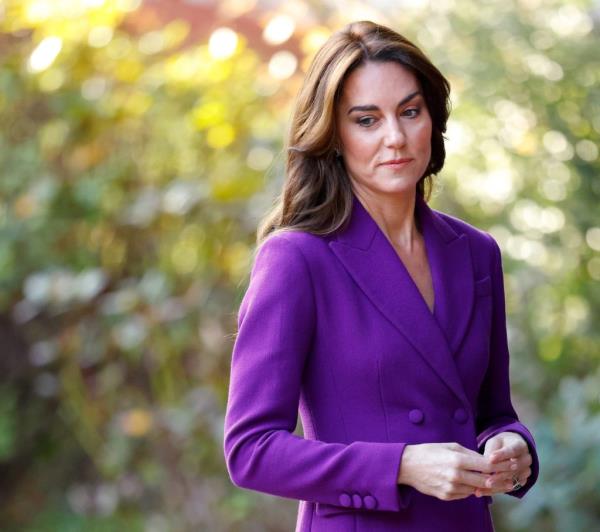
[[384, 120, 406, 147]]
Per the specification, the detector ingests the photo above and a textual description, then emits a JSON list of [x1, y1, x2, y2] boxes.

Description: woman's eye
[[356, 107, 421, 126], [404, 107, 421, 118], [357, 116, 376, 127]]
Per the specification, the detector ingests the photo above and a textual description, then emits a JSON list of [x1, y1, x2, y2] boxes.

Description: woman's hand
[[473, 431, 533, 497], [397, 442, 512, 501]]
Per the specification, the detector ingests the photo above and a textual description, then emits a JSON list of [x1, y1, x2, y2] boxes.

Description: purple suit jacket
[[224, 192, 539, 532]]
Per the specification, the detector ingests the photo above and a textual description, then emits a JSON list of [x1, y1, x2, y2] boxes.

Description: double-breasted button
[[363, 494, 377, 509], [453, 408, 468, 424], [352, 493, 363, 508], [408, 409, 424, 424], [339, 492, 352, 507]]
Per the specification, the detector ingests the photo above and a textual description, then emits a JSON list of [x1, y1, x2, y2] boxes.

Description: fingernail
[[511, 464, 518, 470]]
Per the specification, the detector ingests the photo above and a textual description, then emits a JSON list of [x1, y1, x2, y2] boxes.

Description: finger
[[475, 484, 510, 497], [483, 437, 503, 459], [518, 453, 533, 468], [510, 477, 525, 492], [475, 487, 496, 497], [477, 467, 527, 495], [480, 458, 516, 474], [489, 469, 530, 495], [454, 449, 498, 474], [483, 471, 515, 489], [441, 483, 478, 501], [476, 476, 518, 496], [513, 467, 532, 484], [454, 470, 495, 490], [503, 453, 532, 473], [475, 484, 506, 497], [489, 442, 527, 463]]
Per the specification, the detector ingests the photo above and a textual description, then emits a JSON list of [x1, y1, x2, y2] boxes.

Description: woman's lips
[[381, 159, 412, 167]]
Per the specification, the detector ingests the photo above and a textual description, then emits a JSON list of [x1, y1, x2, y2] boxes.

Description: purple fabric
[[223, 192, 539, 531]]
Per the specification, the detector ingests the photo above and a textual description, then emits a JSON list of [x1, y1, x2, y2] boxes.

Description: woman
[[223, 20, 539, 532]]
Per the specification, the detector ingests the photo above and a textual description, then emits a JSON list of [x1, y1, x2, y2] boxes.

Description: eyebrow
[[347, 90, 422, 115]]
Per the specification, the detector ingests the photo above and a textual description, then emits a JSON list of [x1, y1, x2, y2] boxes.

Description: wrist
[[397, 444, 417, 486]]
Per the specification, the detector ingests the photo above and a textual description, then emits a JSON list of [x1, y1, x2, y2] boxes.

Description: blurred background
[[0, 0, 598, 530]]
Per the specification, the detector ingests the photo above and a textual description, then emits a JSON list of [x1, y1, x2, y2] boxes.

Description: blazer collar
[[329, 192, 475, 407]]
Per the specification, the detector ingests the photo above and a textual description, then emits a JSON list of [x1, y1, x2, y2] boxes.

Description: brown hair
[[256, 20, 451, 244]]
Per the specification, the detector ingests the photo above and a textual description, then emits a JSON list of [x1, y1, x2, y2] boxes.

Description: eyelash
[[356, 107, 421, 127]]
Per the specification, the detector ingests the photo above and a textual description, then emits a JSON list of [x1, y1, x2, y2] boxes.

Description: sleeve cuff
[[315, 442, 413, 516]]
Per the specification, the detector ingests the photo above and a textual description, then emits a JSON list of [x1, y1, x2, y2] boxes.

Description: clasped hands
[[398, 432, 533, 501]]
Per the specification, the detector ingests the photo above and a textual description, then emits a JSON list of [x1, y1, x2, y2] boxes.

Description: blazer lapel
[[416, 194, 475, 357], [329, 192, 474, 407]]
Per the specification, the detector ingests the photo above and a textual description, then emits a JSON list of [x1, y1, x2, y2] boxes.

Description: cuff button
[[363, 494, 377, 509], [408, 408, 424, 424], [453, 408, 468, 424], [339, 493, 352, 507]]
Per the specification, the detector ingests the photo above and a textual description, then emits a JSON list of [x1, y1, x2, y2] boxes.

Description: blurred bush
[[0, 0, 287, 530]]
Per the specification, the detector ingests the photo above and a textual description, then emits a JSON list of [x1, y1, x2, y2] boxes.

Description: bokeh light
[[28, 35, 62, 72], [208, 27, 239, 59], [262, 13, 295, 45]]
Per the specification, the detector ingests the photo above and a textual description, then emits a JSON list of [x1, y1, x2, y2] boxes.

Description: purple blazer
[[224, 192, 539, 532]]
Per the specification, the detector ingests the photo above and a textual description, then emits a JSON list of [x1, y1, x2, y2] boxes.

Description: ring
[[511, 475, 523, 491]]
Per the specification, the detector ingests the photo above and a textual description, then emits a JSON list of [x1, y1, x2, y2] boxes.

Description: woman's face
[[335, 61, 433, 199]]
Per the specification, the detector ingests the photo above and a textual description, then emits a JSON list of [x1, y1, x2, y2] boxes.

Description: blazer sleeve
[[223, 234, 410, 513], [475, 233, 540, 497]]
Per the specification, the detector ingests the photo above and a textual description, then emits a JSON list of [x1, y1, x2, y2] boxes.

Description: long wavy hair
[[256, 20, 451, 245]]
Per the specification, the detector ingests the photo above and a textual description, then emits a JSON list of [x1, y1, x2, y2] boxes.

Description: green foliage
[[496, 371, 600, 531], [13, 506, 145, 532], [0, 385, 18, 460], [1, 1, 278, 530]]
